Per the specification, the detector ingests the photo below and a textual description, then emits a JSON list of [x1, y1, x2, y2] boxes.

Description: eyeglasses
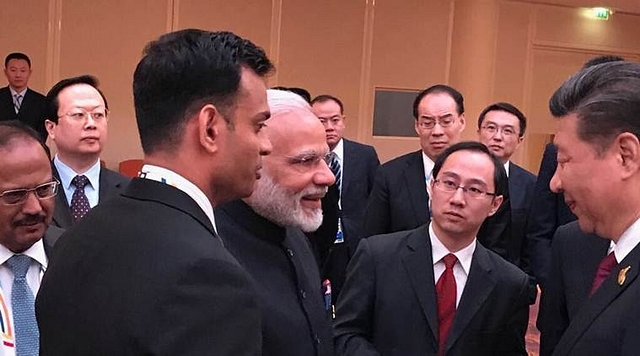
[[59, 108, 109, 123], [433, 179, 496, 199], [417, 116, 456, 129], [284, 152, 333, 172], [480, 123, 518, 137], [0, 180, 59, 205]]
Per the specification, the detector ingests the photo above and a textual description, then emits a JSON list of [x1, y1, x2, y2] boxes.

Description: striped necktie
[[13, 93, 23, 113]]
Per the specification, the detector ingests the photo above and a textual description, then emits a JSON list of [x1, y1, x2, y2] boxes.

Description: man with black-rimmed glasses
[[0, 120, 63, 355]]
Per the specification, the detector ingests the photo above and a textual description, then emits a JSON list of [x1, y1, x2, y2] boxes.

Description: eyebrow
[[440, 172, 489, 186], [420, 113, 453, 120], [484, 121, 515, 129]]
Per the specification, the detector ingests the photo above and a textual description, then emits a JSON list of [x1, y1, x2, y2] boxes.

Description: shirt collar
[[429, 222, 475, 275], [9, 87, 27, 97], [612, 217, 640, 262], [504, 161, 510, 178], [54, 155, 101, 190], [332, 138, 344, 162], [422, 152, 435, 183], [139, 164, 217, 232], [0, 239, 47, 271]]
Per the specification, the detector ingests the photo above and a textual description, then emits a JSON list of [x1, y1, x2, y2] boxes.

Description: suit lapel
[[341, 139, 355, 198], [51, 165, 73, 228], [404, 151, 430, 224], [445, 245, 497, 353], [553, 242, 640, 356], [400, 226, 439, 342], [98, 167, 125, 203]]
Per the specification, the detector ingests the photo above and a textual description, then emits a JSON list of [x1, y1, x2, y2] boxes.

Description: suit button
[[300, 289, 307, 298], [315, 334, 321, 344], [286, 248, 294, 257]]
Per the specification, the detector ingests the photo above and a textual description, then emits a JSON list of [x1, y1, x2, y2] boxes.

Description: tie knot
[[6, 254, 32, 278], [442, 253, 457, 269], [14, 93, 22, 100], [72, 175, 90, 189], [599, 252, 618, 273]]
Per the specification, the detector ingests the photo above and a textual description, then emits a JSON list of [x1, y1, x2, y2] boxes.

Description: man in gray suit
[[44, 75, 128, 228]]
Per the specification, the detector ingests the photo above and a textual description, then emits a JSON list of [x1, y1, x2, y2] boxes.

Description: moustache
[[14, 214, 46, 227]]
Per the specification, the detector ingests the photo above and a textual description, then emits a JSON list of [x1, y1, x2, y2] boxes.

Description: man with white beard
[[215, 89, 336, 356]]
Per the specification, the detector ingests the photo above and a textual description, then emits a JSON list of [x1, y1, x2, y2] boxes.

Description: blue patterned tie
[[13, 94, 23, 113], [70, 175, 91, 221], [6, 254, 39, 355], [329, 153, 342, 192]]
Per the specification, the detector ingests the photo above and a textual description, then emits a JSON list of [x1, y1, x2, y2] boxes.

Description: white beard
[[245, 173, 325, 232]]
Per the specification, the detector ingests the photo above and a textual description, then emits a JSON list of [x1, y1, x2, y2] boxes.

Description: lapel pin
[[618, 266, 631, 286]]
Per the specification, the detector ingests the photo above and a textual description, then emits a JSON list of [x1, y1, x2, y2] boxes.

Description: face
[[550, 114, 620, 237], [0, 141, 54, 253], [415, 93, 466, 160], [245, 109, 335, 232], [4, 59, 32, 92], [46, 84, 108, 160], [477, 110, 523, 163], [214, 67, 272, 202], [311, 100, 346, 150], [430, 150, 502, 241]]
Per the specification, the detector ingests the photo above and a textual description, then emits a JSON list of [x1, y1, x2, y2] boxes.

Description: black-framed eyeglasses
[[432, 178, 496, 199], [480, 123, 518, 137], [0, 180, 60, 205]]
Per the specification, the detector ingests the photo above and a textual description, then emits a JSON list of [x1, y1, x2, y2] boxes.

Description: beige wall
[[2, 0, 639, 172]]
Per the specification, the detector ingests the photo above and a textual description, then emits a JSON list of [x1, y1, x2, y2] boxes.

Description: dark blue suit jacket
[[0, 86, 47, 139]]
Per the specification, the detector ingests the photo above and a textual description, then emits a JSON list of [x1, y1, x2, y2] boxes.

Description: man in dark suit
[[539, 61, 640, 355], [335, 141, 530, 356], [0, 53, 47, 139], [311, 94, 380, 302], [363, 85, 512, 260], [216, 89, 335, 356], [0, 121, 63, 355], [43, 75, 128, 228], [477, 102, 536, 269], [35, 29, 275, 355]]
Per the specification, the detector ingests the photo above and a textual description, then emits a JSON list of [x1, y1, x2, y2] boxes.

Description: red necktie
[[589, 252, 618, 296], [436, 253, 458, 356]]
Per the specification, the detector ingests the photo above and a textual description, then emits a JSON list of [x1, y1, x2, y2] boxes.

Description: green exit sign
[[593, 7, 611, 20]]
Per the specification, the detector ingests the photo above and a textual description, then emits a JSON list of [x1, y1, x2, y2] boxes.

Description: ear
[[414, 119, 421, 136], [487, 195, 503, 217], [197, 104, 225, 154], [616, 132, 640, 179], [458, 113, 466, 131], [45, 120, 57, 139]]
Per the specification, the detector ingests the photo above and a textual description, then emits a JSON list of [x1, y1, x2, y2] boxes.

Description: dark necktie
[[436, 253, 458, 356], [589, 252, 618, 296], [13, 93, 23, 113], [70, 175, 91, 221], [329, 153, 342, 192], [6, 254, 39, 355]]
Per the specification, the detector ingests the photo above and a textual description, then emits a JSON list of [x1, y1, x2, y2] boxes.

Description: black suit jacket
[[321, 139, 379, 301], [51, 165, 129, 228], [216, 200, 334, 356], [507, 162, 536, 270], [0, 86, 47, 139], [536, 221, 639, 356], [527, 143, 576, 288], [363, 150, 512, 261], [36, 178, 262, 355], [334, 225, 530, 356]]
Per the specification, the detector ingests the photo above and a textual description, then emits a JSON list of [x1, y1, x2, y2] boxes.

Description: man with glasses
[[364, 84, 512, 261], [215, 90, 335, 356], [477, 102, 536, 269], [335, 141, 530, 356], [43, 75, 129, 228], [0, 121, 63, 355]]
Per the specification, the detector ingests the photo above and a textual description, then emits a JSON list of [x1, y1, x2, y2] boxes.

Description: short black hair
[[477, 102, 527, 137], [4, 52, 31, 68], [272, 87, 311, 103], [412, 84, 464, 119], [45, 75, 109, 124], [432, 141, 507, 198], [0, 120, 51, 159], [550, 61, 640, 156], [582, 55, 624, 69], [310, 94, 344, 114], [133, 29, 274, 154]]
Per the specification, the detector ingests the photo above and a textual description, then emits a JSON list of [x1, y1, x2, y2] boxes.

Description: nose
[[21, 192, 44, 215], [315, 160, 336, 187], [550, 169, 562, 193], [431, 122, 445, 136], [84, 114, 98, 129], [449, 186, 466, 206], [259, 132, 272, 156], [492, 129, 504, 140]]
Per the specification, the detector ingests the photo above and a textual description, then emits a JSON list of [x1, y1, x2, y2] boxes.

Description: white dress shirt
[[54, 155, 101, 208], [610, 217, 640, 263], [0, 241, 47, 315]]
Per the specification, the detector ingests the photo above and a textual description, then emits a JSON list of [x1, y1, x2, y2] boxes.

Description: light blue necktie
[[6, 254, 39, 356]]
